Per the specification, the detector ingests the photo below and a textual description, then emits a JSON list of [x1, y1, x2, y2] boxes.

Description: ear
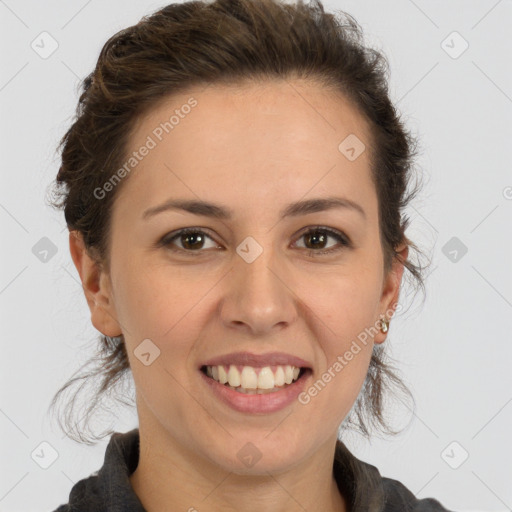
[[374, 243, 409, 344], [68, 230, 122, 337]]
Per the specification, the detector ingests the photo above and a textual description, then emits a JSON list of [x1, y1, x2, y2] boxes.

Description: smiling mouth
[[200, 364, 310, 394]]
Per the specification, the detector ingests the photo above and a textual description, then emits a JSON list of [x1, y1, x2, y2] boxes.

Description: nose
[[219, 245, 299, 336]]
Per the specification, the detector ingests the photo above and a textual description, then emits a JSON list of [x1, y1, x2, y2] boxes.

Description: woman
[[49, 0, 451, 509]]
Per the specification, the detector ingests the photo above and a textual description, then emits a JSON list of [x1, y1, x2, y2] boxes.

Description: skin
[[70, 78, 408, 512]]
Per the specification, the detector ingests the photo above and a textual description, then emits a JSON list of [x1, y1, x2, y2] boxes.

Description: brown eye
[[294, 227, 351, 256], [159, 226, 351, 257], [161, 228, 219, 254]]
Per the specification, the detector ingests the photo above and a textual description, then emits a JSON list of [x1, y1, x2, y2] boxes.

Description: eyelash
[[159, 226, 351, 257]]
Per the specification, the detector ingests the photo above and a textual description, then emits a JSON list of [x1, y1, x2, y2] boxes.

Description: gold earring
[[380, 317, 389, 333]]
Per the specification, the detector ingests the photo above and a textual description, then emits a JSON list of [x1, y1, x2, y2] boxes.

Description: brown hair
[[47, 0, 429, 446]]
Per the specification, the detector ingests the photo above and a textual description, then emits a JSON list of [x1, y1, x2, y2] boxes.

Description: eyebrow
[[142, 196, 366, 221]]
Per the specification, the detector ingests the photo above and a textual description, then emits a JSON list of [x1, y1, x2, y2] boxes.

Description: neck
[[129, 416, 347, 512]]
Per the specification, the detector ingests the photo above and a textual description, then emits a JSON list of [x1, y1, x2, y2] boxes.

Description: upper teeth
[[205, 364, 301, 389]]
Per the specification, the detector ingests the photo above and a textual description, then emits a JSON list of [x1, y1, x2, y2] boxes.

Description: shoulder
[[50, 470, 104, 512], [333, 440, 453, 511], [50, 429, 144, 512], [381, 476, 454, 511]]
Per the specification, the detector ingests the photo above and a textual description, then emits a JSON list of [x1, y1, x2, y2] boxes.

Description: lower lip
[[199, 369, 312, 414]]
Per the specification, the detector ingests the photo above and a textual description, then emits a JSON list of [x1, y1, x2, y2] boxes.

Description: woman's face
[[79, 79, 406, 473]]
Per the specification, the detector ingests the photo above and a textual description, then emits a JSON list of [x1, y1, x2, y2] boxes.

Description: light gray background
[[1, 1, 511, 511]]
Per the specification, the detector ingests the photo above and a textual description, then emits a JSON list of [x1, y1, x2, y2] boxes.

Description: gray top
[[52, 428, 453, 511]]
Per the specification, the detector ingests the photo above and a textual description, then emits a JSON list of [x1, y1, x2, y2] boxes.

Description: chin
[[202, 437, 305, 476]]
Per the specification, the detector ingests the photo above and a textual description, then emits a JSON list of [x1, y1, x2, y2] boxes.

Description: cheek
[[113, 261, 207, 404], [302, 268, 381, 336], [112, 256, 212, 340], [300, 273, 378, 394]]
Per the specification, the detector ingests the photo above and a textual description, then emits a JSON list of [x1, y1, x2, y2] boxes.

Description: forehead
[[114, 79, 376, 221]]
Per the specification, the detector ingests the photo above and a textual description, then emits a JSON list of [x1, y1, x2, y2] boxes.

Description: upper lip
[[200, 351, 312, 369]]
